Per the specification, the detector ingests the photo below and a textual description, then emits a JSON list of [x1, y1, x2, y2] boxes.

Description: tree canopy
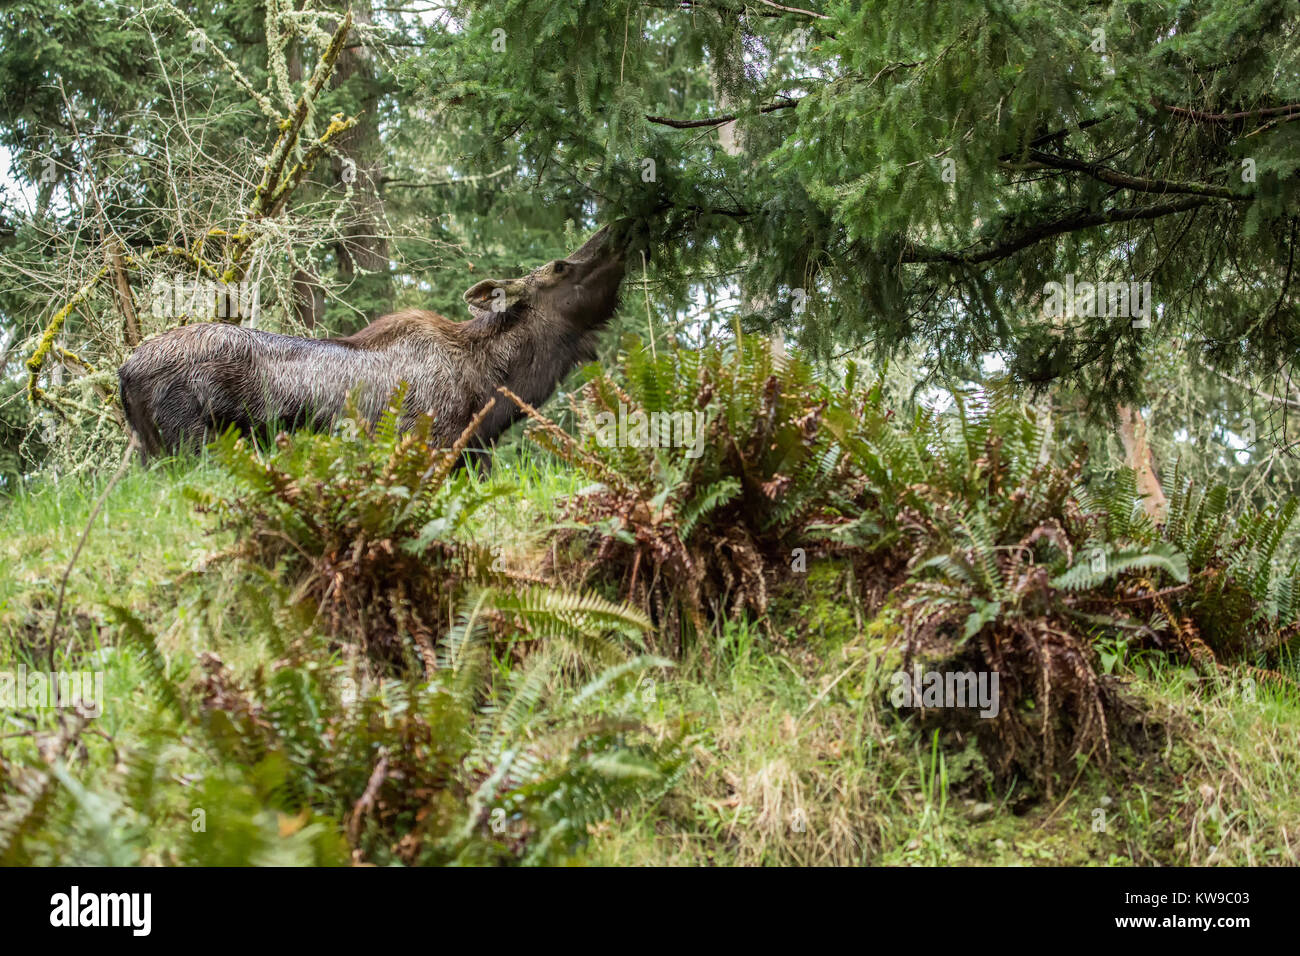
[[417, 0, 1300, 406]]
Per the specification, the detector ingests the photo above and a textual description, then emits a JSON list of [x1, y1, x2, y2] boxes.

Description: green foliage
[[514, 336, 1300, 783], [6, 0, 1300, 869], [2, 587, 682, 866], [0, 392, 699, 867], [6, 337, 1300, 865], [829, 389, 1299, 779], [1161, 472, 1300, 658], [417, 0, 1300, 407], [522, 334, 858, 647], [0, 377, 46, 491], [192, 388, 498, 666]]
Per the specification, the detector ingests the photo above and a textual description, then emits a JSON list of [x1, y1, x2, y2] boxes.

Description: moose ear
[[464, 279, 525, 313]]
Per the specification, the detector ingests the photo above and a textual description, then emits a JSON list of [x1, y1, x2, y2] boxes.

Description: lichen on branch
[[24, 10, 359, 415]]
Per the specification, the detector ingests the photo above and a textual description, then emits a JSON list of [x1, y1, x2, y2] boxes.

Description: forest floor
[[3, 451, 1299, 865]]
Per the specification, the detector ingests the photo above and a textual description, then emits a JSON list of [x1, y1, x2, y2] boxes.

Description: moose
[[118, 222, 632, 461]]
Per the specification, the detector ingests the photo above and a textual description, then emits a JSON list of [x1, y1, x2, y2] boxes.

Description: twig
[[1155, 101, 1300, 123], [346, 749, 390, 848], [108, 241, 141, 347], [423, 394, 499, 488], [752, 0, 828, 17], [641, 249, 656, 359], [495, 385, 627, 491], [800, 653, 867, 719]]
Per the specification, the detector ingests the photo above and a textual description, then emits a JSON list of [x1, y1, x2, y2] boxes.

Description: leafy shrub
[[826, 392, 1300, 784], [0, 391, 702, 866], [833, 395, 1178, 784], [192, 387, 500, 670], [11, 337, 1300, 864], [1159, 473, 1300, 662], [516, 338, 1300, 787], [0, 584, 684, 866], [517, 335, 858, 652]]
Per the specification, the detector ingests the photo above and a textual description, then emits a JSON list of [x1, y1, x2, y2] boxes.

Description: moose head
[[461, 220, 634, 334]]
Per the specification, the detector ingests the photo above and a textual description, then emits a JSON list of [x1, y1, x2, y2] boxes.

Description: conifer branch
[[645, 98, 800, 129], [1023, 149, 1244, 201], [901, 197, 1213, 265]]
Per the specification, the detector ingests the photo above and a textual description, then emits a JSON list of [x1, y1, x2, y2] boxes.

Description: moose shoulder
[[119, 223, 629, 460]]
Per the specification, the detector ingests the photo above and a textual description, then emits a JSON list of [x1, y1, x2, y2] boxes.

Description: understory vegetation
[[3, 336, 1299, 866]]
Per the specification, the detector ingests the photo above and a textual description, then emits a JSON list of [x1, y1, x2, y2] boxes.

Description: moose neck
[[503, 309, 604, 404], [466, 308, 609, 445]]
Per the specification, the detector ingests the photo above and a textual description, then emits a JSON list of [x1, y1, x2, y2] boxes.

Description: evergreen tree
[[419, 0, 1300, 409]]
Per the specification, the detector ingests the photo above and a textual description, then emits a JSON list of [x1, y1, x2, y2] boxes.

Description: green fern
[[1051, 542, 1189, 591]]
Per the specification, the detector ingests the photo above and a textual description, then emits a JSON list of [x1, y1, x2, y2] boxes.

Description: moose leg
[[460, 446, 493, 476], [152, 380, 212, 457], [118, 379, 163, 464]]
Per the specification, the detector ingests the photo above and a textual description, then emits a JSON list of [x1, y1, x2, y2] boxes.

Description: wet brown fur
[[118, 224, 630, 461]]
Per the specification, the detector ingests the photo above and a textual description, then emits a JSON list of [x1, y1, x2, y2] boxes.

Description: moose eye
[[552, 260, 566, 275]]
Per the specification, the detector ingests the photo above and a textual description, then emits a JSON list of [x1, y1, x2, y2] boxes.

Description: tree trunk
[[284, 38, 325, 330], [330, 0, 390, 321], [292, 268, 326, 330], [1117, 404, 1167, 521]]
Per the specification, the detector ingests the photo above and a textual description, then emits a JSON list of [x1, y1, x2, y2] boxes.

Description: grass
[[586, 627, 1300, 865], [2, 447, 1299, 865]]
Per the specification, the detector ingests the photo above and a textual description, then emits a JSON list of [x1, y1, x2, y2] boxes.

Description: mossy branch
[[249, 11, 354, 222], [264, 112, 360, 219], [25, 11, 358, 409], [26, 244, 224, 405], [124, 245, 224, 281], [26, 265, 111, 404], [55, 347, 94, 373]]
